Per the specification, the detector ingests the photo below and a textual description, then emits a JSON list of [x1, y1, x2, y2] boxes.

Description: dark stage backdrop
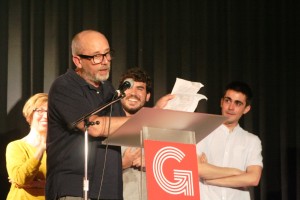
[[0, 0, 299, 199]]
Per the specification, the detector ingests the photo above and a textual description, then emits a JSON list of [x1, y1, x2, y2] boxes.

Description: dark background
[[0, 0, 299, 199]]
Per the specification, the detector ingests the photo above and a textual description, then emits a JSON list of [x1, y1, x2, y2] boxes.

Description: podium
[[104, 107, 226, 200]]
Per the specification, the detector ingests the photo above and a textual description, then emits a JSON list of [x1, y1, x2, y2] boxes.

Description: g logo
[[152, 146, 194, 196]]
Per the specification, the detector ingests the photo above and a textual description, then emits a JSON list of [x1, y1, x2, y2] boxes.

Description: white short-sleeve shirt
[[196, 124, 263, 200]]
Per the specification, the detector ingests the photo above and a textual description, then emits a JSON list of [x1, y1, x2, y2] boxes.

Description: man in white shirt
[[197, 81, 263, 200]]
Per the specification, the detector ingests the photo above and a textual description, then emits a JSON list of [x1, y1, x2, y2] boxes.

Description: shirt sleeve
[[246, 135, 263, 168], [6, 141, 42, 186]]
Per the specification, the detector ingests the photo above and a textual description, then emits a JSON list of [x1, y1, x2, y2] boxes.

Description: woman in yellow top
[[6, 93, 48, 200]]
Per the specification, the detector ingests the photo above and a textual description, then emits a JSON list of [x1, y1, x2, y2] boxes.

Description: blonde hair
[[22, 93, 48, 125]]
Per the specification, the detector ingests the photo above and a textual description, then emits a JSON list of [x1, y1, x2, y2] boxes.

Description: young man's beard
[[123, 105, 142, 115]]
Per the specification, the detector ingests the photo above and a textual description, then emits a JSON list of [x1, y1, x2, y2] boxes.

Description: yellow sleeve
[[6, 140, 42, 186]]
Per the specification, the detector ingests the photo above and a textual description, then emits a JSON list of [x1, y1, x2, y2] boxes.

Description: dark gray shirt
[[46, 68, 125, 199]]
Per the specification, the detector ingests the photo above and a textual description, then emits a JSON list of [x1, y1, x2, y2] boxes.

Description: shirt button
[[96, 91, 100, 94]]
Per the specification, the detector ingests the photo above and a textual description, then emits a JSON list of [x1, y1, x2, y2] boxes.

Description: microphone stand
[[70, 93, 125, 200]]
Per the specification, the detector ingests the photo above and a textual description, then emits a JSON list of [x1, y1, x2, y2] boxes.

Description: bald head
[[71, 30, 109, 56]]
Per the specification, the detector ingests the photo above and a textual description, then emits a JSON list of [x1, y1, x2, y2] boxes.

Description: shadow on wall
[[0, 99, 29, 200]]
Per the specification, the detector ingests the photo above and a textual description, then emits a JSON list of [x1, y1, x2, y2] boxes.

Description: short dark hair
[[119, 67, 152, 94], [223, 81, 253, 105]]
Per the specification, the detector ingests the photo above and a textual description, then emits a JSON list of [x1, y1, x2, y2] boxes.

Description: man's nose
[[228, 102, 235, 109]]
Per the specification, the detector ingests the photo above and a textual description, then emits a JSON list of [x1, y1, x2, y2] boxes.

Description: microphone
[[116, 78, 134, 97]]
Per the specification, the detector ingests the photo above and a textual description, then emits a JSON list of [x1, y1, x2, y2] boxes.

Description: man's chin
[[224, 120, 234, 125], [125, 108, 140, 115], [96, 74, 109, 82]]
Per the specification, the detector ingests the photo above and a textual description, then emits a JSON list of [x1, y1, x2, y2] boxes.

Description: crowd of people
[[5, 29, 263, 200]]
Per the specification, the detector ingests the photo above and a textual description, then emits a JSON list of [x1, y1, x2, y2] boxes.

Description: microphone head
[[123, 78, 134, 90], [116, 78, 134, 97]]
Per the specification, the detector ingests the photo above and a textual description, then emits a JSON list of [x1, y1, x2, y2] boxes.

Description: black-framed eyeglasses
[[34, 108, 48, 116], [78, 50, 114, 64]]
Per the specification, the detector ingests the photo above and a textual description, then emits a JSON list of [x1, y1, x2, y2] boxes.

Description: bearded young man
[[118, 68, 152, 200]]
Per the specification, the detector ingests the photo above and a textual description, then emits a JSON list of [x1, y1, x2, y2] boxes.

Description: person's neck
[[76, 69, 101, 88], [223, 122, 238, 133], [125, 111, 132, 117]]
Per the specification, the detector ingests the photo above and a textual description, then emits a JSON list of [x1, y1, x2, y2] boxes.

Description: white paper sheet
[[164, 78, 207, 112]]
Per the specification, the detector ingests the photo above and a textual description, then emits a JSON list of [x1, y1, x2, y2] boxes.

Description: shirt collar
[[220, 123, 241, 134], [67, 68, 103, 93]]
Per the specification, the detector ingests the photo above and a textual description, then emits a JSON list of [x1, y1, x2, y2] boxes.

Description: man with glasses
[[46, 30, 172, 200], [46, 30, 128, 200]]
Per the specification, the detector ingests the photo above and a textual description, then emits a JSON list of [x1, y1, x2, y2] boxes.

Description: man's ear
[[72, 56, 82, 69], [146, 93, 151, 102], [220, 98, 224, 108], [243, 105, 251, 114]]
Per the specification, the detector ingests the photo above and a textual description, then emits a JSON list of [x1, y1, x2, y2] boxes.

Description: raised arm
[[6, 142, 46, 188]]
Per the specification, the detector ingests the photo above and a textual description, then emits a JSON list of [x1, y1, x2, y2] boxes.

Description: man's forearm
[[204, 165, 262, 188], [198, 162, 244, 180], [77, 116, 129, 137]]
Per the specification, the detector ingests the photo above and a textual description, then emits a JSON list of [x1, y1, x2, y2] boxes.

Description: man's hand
[[198, 153, 208, 163], [154, 94, 175, 109], [122, 147, 142, 169]]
